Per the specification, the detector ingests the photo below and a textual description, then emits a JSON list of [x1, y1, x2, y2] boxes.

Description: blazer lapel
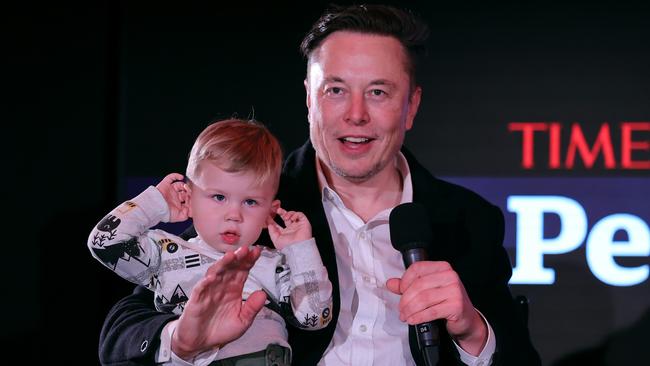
[[280, 142, 340, 364]]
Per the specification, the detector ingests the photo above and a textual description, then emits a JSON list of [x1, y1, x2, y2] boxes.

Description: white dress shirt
[[316, 153, 496, 366]]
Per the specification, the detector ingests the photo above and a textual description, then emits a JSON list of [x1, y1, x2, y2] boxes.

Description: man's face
[[187, 162, 278, 252], [305, 31, 421, 182]]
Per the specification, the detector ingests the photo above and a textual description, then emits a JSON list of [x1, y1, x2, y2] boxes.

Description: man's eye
[[326, 87, 344, 95], [370, 89, 386, 96], [244, 199, 258, 206], [212, 194, 225, 201]]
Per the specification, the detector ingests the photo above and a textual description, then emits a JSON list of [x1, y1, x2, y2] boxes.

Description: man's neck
[[321, 160, 403, 223]]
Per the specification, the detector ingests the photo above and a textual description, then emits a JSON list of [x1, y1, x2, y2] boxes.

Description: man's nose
[[344, 92, 369, 125]]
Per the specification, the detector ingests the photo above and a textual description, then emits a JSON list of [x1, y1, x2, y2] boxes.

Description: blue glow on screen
[[443, 178, 650, 287]]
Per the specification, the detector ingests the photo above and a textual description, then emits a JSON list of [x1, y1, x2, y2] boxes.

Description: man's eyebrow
[[323, 76, 396, 87], [369, 79, 395, 87], [323, 76, 344, 83]]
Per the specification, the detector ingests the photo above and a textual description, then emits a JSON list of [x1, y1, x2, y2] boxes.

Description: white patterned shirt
[[88, 186, 332, 365]]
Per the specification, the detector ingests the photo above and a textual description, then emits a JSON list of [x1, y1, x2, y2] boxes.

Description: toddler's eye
[[244, 199, 258, 206], [212, 194, 225, 201]]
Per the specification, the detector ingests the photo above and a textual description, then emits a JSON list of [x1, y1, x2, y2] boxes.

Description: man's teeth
[[342, 137, 370, 143]]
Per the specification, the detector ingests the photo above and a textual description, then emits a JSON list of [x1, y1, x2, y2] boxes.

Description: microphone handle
[[422, 345, 440, 366], [403, 247, 440, 365]]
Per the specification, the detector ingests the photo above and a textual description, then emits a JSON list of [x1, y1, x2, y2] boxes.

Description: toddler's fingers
[[166, 173, 185, 183]]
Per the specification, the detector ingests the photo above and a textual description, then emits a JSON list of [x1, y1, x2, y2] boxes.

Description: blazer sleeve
[[459, 202, 541, 366], [99, 285, 178, 366]]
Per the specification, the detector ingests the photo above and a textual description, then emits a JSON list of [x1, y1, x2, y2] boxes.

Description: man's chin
[[331, 164, 379, 182]]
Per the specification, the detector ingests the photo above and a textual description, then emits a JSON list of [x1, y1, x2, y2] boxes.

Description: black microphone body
[[390, 203, 440, 366], [400, 248, 440, 351]]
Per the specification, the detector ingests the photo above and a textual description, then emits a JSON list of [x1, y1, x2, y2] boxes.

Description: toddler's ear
[[270, 199, 281, 217], [184, 183, 193, 218]]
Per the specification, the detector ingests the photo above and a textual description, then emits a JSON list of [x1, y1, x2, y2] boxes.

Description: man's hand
[[267, 207, 312, 250], [386, 261, 488, 356], [171, 245, 267, 361], [155, 173, 189, 222]]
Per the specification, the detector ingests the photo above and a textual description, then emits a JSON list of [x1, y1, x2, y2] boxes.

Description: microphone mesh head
[[389, 202, 432, 252]]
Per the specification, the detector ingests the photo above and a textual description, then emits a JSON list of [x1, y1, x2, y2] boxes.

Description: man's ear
[[304, 79, 311, 109], [405, 86, 422, 131]]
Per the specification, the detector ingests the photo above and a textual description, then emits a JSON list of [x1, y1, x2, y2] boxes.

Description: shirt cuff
[[156, 320, 192, 365], [453, 309, 495, 366], [156, 319, 221, 366]]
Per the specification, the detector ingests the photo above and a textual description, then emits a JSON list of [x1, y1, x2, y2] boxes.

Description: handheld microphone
[[389, 202, 440, 366]]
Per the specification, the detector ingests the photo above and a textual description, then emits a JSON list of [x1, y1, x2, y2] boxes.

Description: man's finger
[[398, 284, 448, 320], [399, 261, 453, 292], [404, 301, 450, 325], [386, 278, 402, 294], [399, 269, 458, 304]]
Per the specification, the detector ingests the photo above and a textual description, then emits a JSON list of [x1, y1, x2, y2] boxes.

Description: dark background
[[7, 0, 649, 364]]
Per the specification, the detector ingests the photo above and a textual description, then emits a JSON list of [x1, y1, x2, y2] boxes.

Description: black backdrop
[[8, 0, 649, 364]]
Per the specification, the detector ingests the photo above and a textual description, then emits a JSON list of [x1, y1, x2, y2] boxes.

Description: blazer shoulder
[[282, 141, 314, 180], [405, 148, 497, 213], [432, 177, 497, 210]]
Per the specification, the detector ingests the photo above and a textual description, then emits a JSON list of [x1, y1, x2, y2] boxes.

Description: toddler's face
[[188, 162, 277, 252]]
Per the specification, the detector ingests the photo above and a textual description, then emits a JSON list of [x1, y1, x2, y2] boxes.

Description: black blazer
[[99, 142, 540, 366]]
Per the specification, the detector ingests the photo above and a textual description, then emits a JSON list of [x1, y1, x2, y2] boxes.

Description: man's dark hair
[[300, 4, 429, 87]]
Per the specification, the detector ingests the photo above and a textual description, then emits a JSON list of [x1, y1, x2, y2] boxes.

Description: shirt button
[[359, 324, 367, 332], [363, 275, 371, 282]]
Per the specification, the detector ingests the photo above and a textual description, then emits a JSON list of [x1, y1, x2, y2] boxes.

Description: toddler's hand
[[156, 173, 189, 222], [267, 207, 312, 250]]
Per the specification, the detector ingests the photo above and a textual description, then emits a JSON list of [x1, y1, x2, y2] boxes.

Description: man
[[99, 4, 540, 365]]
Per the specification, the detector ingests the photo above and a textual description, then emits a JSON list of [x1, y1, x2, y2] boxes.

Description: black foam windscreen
[[389, 202, 433, 252]]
